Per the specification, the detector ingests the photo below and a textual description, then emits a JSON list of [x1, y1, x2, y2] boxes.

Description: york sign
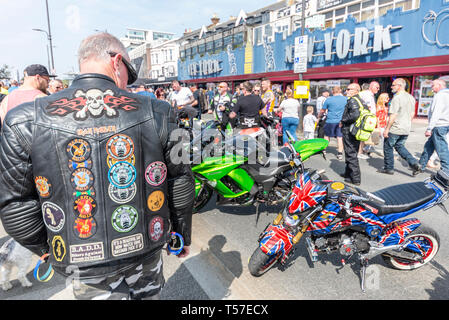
[[188, 59, 222, 77], [308, 24, 401, 62]]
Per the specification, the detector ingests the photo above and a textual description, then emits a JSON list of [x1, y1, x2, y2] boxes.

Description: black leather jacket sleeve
[[0, 103, 49, 256], [341, 95, 362, 126], [154, 102, 195, 246]]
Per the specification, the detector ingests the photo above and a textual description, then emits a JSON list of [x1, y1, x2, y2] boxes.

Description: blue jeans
[[418, 126, 449, 174], [282, 117, 299, 144], [383, 133, 418, 170]]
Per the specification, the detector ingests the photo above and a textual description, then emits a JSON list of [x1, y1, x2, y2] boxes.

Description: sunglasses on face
[[107, 51, 137, 85]]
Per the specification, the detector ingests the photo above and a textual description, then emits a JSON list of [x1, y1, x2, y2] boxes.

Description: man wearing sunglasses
[[0, 32, 194, 300]]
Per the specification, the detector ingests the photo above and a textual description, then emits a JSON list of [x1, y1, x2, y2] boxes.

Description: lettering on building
[[188, 59, 223, 77]]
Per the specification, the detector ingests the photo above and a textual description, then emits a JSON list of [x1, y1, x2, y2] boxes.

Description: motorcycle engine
[[339, 234, 356, 256], [313, 233, 370, 256]]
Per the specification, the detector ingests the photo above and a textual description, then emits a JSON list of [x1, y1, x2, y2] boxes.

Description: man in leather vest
[[340, 83, 363, 186], [0, 33, 195, 300]]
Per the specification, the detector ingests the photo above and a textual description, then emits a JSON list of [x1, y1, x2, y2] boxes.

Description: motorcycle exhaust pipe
[[273, 213, 283, 225]]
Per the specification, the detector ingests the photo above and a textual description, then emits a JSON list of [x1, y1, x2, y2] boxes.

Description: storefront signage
[[294, 35, 308, 73], [314, 24, 401, 62], [188, 59, 222, 77]]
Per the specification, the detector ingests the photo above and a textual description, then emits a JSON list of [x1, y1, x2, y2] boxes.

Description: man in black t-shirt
[[230, 81, 267, 129]]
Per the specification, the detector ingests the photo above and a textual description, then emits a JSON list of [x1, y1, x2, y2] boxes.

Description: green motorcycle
[[192, 132, 328, 213]]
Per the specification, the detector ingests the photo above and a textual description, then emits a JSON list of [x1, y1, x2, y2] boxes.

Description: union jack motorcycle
[[249, 168, 449, 291]]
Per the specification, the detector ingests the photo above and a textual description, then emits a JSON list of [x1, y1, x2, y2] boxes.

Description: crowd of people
[[0, 32, 448, 301]]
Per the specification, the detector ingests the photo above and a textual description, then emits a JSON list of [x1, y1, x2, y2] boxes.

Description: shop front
[[178, 0, 449, 117]]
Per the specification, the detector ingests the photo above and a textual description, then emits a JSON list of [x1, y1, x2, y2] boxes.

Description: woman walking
[[278, 88, 300, 144]]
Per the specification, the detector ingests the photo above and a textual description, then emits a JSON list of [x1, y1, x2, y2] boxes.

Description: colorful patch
[[149, 216, 164, 242], [68, 159, 93, 170], [35, 176, 52, 198], [108, 183, 137, 204], [73, 217, 97, 239], [107, 154, 135, 168], [73, 188, 96, 198], [145, 161, 167, 186], [52, 235, 67, 262], [106, 134, 134, 160], [42, 202, 65, 232], [73, 195, 97, 219], [147, 190, 165, 212], [111, 233, 144, 257], [71, 168, 94, 191], [66, 139, 91, 162], [111, 205, 139, 233], [69, 242, 105, 264], [46, 92, 139, 119], [108, 162, 137, 189]]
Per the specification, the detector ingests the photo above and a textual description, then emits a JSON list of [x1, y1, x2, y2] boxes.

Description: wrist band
[[33, 253, 54, 282], [167, 232, 184, 255]]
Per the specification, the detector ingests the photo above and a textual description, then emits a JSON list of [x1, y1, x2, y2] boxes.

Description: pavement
[[0, 116, 440, 300]]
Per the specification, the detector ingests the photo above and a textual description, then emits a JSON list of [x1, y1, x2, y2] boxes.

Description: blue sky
[[0, 0, 277, 80]]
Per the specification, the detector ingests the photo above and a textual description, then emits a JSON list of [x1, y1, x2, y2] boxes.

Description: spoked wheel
[[382, 225, 440, 270], [248, 247, 282, 277]]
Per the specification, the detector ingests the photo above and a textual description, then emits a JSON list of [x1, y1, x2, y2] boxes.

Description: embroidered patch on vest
[[149, 216, 164, 242], [69, 242, 105, 264], [71, 168, 94, 191], [66, 139, 92, 162], [68, 159, 93, 170], [111, 205, 139, 233], [46, 89, 140, 120], [35, 176, 52, 198], [42, 202, 65, 232], [73, 195, 97, 219], [107, 134, 135, 160], [108, 183, 137, 204], [107, 154, 135, 168], [108, 162, 137, 189], [73, 217, 97, 239], [147, 190, 165, 212], [52, 236, 67, 262], [145, 161, 167, 186], [111, 233, 144, 257]]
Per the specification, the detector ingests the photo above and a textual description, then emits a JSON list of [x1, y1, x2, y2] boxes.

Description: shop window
[[191, 46, 197, 57], [379, 0, 394, 5], [325, 19, 333, 29], [335, 17, 345, 25], [254, 27, 262, 45], [198, 43, 205, 54], [214, 38, 223, 52], [348, 4, 360, 13], [335, 8, 346, 17], [264, 24, 273, 42]]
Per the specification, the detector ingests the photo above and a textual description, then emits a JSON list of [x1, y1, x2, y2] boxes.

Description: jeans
[[282, 117, 299, 144], [383, 133, 418, 170], [418, 126, 449, 174]]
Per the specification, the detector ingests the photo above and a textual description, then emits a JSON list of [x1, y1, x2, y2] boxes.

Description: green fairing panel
[[293, 138, 328, 161]]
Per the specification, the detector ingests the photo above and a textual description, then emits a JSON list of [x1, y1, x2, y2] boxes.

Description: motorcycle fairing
[[288, 171, 327, 214], [293, 138, 328, 161], [259, 224, 294, 263]]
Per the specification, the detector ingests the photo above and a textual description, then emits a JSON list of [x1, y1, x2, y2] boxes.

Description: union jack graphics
[[288, 172, 327, 214], [260, 224, 294, 262], [378, 218, 421, 246]]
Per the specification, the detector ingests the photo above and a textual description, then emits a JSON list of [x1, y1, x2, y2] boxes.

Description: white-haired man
[[0, 32, 194, 300]]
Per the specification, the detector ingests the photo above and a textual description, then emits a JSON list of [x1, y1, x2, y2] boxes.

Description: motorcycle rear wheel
[[381, 225, 440, 270], [193, 185, 213, 213], [248, 248, 282, 277]]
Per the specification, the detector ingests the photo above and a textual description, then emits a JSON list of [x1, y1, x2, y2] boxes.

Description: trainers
[[357, 153, 369, 160], [337, 152, 343, 160]]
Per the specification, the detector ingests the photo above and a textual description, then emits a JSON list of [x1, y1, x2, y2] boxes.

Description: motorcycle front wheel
[[248, 248, 282, 277], [381, 225, 440, 270]]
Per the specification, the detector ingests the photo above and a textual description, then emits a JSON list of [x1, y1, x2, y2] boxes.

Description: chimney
[[211, 14, 220, 25]]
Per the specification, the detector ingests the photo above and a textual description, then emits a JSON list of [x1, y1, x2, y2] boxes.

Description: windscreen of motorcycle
[[288, 171, 327, 214]]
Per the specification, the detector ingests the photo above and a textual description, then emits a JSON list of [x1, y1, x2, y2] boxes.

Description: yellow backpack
[[350, 96, 377, 141]]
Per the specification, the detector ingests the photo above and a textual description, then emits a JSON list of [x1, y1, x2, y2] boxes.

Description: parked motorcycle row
[[176, 113, 449, 293]]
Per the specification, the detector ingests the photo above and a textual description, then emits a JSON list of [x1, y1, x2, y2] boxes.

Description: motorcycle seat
[[366, 182, 436, 216]]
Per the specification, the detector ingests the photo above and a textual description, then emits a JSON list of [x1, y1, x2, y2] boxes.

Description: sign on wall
[[294, 35, 308, 73], [294, 80, 310, 99]]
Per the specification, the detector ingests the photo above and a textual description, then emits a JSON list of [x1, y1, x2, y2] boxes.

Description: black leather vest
[[31, 74, 170, 271]]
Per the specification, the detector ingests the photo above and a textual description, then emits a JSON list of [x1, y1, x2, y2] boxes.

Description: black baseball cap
[[24, 64, 56, 78]]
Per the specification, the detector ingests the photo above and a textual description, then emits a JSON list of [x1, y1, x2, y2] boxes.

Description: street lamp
[[31, 0, 55, 74], [32, 28, 51, 71]]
